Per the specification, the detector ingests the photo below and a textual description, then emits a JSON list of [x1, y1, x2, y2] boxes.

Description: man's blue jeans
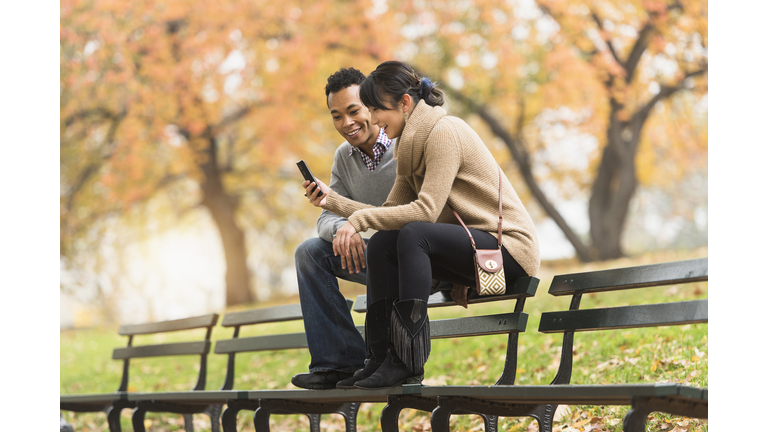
[[295, 237, 368, 373]]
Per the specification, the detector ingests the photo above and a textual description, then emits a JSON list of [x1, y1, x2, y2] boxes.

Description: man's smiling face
[[328, 85, 376, 148]]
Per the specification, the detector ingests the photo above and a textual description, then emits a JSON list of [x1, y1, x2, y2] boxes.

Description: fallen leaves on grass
[[548, 408, 706, 432]]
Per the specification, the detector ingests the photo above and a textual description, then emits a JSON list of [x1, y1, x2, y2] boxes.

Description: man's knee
[[295, 237, 332, 264]]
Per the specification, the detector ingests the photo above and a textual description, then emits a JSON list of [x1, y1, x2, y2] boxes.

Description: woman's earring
[[404, 112, 409, 124]]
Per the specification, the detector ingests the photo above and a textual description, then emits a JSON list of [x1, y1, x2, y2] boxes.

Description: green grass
[[61, 248, 708, 432]]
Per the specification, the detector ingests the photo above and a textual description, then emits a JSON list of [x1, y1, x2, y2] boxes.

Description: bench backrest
[[538, 257, 708, 385], [214, 299, 354, 390], [113, 313, 219, 392], [353, 276, 540, 385]]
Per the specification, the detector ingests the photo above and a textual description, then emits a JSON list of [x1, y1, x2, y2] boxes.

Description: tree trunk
[[588, 107, 641, 260], [199, 136, 255, 306]]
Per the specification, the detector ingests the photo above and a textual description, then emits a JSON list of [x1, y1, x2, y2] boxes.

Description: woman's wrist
[[347, 214, 365, 233]]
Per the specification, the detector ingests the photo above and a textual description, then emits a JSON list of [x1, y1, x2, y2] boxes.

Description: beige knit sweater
[[325, 100, 540, 276]]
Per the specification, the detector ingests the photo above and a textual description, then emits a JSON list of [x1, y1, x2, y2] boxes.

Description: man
[[291, 67, 397, 389]]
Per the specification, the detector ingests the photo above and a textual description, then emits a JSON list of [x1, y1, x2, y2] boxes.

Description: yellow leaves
[[643, 0, 668, 14]]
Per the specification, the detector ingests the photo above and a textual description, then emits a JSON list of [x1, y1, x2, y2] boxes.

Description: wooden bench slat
[[215, 332, 309, 354], [221, 299, 353, 327], [242, 386, 422, 403], [430, 313, 527, 338], [60, 393, 128, 404], [420, 383, 705, 405], [538, 299, 708, 333], [548, 258, 708, 296], [215, 312, 527, 355], [118, 314, 218, 335], [353, 276, 539, 312], [122, 387, 418, 403], [678, 385, 706, 400], [221, 304, 304, 327], [113, 341, 211, 359]]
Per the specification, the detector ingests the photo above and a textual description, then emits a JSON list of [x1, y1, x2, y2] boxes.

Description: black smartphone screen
[[296, 160, 324, 197]]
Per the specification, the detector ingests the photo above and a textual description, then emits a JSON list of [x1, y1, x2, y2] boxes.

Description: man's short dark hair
[[325, 67, 366, 106]]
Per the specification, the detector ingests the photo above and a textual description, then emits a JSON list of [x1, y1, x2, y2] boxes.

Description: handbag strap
[[451, 166, 503, 250]]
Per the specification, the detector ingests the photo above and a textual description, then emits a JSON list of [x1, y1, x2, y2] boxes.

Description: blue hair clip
[[419, 77, 432, 98]]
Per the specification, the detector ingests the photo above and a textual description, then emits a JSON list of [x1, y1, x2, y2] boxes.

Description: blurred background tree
[[394, 0, 707, 261], [60, 0, 397, 308], [60, 0, 707, 317]]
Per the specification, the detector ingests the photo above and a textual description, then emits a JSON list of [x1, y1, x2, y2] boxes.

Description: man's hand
[[450, 284, 470, 308], [334, 232, 366, 273], [303, 178, 330, 207], [333, 222, 360, 266]]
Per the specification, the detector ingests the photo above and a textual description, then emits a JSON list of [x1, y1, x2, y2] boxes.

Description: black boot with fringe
[[354, 299, 430, 389]]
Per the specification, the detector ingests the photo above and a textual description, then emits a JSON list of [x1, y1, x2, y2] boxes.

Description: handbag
[[450, 166, 506, 296]]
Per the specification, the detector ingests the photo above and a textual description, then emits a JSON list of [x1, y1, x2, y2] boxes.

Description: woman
[[304, 61, 540, 389]]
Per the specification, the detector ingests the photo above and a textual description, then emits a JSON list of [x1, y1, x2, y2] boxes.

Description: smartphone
[[296, 160, 324, 197]]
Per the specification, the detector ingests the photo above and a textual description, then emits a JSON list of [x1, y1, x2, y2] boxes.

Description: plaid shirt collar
[[348, 127, 392, 171]]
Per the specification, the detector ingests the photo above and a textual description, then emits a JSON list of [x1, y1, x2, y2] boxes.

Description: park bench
[[246, 275, 540, 432], [59, 313, 220, 432], [106, 301, 361, 432], [216, 300, 361, 432], [61, 276, 539, 432], [419, 257, 708, 432]]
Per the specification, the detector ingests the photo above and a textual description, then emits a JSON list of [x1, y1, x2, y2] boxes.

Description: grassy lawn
[[61, 248, 708, 432]]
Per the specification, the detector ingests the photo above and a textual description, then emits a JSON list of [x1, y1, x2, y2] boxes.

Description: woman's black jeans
[[365, 222, 527, 303]]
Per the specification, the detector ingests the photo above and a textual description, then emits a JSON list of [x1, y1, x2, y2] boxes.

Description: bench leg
[[431, 397, 555, 432], [381, 395, 437, 432], [337, 403, 359, 432], [132, 405, 148, 432], [182, 413, 195, 432], [205, 404, 222, 432], [481, 414, 499, 432], [380, 397, 404, 432], [430, 401, 452, 432], [253, 399, 361, 432], [624, 397, 708, 432], [253, 403, 272, 432], [105, 404, 124, 432], [221, 405, 241, 432], [307, 413, 322, 432], [252, 401, 310, 432], [623, 405, 653, 432]]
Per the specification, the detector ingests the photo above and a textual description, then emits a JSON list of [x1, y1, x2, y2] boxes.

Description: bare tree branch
[[217, 104, 257, 130], [634, 65, 708, 125], [624, 22, 655, 82], [590, 11, 623, 68], [63, 108, 128, 212], [62, 107, 122, 128]]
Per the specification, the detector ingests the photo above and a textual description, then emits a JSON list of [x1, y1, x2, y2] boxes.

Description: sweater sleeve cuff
[[348, 213, 366, 233]]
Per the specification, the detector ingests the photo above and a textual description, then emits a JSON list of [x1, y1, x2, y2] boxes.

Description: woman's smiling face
[[370, 96, 408, 140]]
